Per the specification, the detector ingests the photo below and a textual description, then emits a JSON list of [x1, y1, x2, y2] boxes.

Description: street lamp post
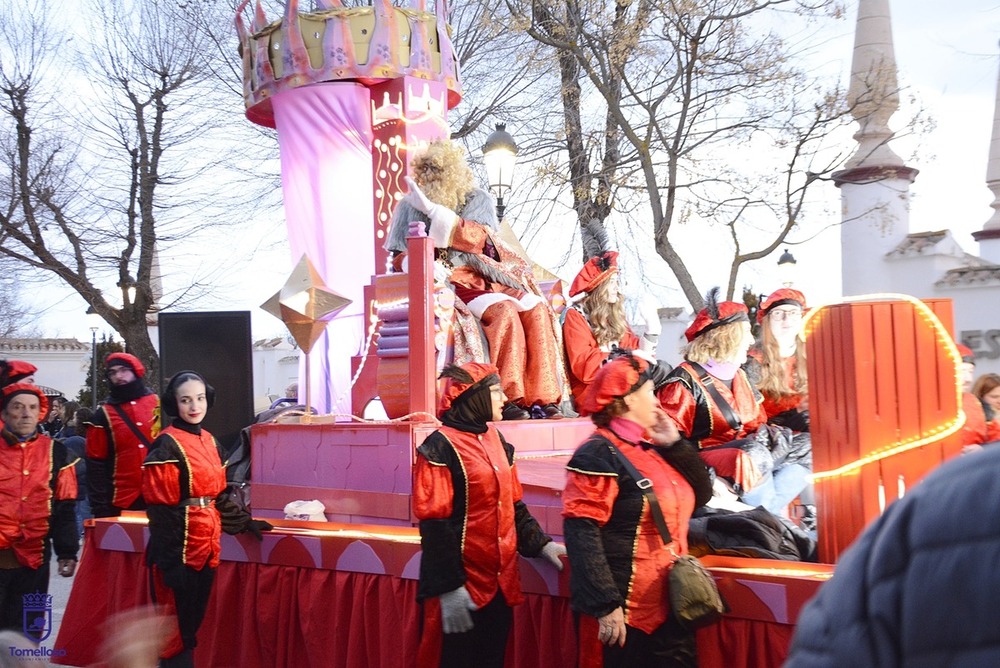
[[118, 274, 137, 306], [86, 306, 102, 409], [777, 248, 798, 288], [482, 123, 519, 223]]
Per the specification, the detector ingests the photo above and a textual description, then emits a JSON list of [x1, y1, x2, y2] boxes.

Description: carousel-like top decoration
[[236, 0, 463, 128]]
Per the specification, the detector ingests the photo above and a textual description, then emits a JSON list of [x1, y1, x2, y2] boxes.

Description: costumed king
[[384, 139, 565, 420]]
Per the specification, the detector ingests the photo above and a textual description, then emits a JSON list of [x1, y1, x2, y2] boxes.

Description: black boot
[[501, 402, 530, 420]]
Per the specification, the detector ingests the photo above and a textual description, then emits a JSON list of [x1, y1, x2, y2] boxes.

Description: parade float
[[54, 2, 967, 666]]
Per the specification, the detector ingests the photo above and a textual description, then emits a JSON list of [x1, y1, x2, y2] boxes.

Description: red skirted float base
[[53, 518, 830, 667]]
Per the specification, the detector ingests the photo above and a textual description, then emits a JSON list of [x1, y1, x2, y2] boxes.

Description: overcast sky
[[790, 0, 1000, 305], [28, 0, 1000, 343]]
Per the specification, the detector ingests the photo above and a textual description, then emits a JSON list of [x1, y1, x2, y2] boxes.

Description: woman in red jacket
[[563, 354, 712, 667], [142, 371, 267, 668], [563, 250, 641, 406]]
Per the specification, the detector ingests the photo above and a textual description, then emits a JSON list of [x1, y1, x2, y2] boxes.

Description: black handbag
[[607, 443, 728, 630]]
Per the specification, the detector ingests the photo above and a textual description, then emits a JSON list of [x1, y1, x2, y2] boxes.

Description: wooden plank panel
[[809, 298, 959, 562]]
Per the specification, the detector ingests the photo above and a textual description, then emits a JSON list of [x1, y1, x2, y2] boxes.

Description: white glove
[[404, 176, 457, 248], [539, 541, 566, 571], [631, 296, 662, 345], [439, 585, 478, 634]]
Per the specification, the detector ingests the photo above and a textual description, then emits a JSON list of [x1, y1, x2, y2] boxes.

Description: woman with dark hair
[[413, 362, 565, 668], [563, 354, 713, 667], [142, 371, 270, 668]]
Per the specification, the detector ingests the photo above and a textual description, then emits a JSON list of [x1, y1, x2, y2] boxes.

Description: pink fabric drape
[[271, 83, 375, 415]]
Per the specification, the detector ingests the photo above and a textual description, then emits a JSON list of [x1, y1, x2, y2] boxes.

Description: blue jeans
[[740, 463, 810, 515], [76, 496, 92, 539]]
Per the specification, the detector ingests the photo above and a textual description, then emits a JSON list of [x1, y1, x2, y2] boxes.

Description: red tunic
[[562, 427, 696, 633], [562, 307, 640, 402], [413, 424, 527, 607], [142, 424, 227, 570], [86, 393, 160, 510], [658, 362, 767, 490], [0, 430, 77, 568]]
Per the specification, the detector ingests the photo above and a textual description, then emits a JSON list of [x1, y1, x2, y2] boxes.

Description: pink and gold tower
[[236, 0, 461, 414]]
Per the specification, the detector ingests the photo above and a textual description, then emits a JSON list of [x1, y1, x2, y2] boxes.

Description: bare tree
[[0, 0, 277, 386], [497, 0, 902, 309], [0, 260, 40, 338]]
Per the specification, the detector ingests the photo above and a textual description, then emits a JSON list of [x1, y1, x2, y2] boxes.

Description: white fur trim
[[466, 292, 545, 319], [428, 205, 457, 248]]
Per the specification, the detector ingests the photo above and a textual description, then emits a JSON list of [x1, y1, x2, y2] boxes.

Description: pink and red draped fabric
[[271, 83, 375, 414]]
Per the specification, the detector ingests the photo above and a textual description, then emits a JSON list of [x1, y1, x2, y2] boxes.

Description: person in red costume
[[413, 362, 565, 668], [563, 249, 641, 404], [394, 139, 565, 420], [86, 353, 160, 517], [142, 371, 270, 668], [744, 288, 814, 524], [0, 360, 36, 387], [958, 345, 1000, 453], [748, 289, 809, 428], [0, 383, 78, 640], [658, 289, 809, 514], [563, 354, 712, 667]]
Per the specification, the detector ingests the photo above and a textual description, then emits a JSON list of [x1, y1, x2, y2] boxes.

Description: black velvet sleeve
[[85, 408, 115, 518], [513, 500, 551, 557], [656, 438, 714, 509], [564, 516, 623, 619], [415, 432, 467, 601], [50, 499, 78, 561], [417, 518, 466, 600]]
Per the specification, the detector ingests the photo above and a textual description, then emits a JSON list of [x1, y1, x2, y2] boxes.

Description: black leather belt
[[179, 496, 214, 508]]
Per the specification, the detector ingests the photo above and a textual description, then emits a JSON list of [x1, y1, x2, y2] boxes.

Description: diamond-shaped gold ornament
[[261, 255, 352, 354]]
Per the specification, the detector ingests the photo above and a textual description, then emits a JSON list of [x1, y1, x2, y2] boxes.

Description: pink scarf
[[701, 358, 739, 381], [609, 417, 646, 443]]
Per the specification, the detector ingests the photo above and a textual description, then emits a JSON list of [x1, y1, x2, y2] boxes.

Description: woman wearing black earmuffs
[[142, 371, 271, 668]]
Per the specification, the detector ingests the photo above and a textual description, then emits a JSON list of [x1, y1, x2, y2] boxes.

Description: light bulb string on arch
[[800, 293, 966, 483]]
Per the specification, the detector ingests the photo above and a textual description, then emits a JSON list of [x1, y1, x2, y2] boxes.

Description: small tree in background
[[77, 335, 125, 409]]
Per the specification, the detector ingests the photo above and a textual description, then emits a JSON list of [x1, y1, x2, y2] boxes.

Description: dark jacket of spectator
[[785, 446, 1000, 667]]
